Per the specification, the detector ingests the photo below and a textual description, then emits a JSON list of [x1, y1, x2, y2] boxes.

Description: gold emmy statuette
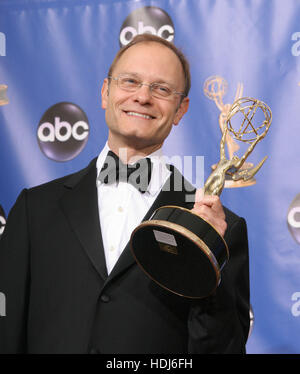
[[203, 76, 257, 188], [0, 85, 9, 106], [130, 97, 272, 299]]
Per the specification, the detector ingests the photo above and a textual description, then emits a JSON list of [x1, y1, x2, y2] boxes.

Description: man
[[0, 34, 250, 354]]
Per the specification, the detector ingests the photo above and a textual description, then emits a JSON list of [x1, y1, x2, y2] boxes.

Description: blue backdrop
[[1, 0, 300, 354]]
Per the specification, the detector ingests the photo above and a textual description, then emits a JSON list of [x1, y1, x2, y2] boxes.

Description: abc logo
[[37, 102, 89, 162], [119, 6, 175, 47], [0, 205, 6, 238], [287, 193, 300, 244]]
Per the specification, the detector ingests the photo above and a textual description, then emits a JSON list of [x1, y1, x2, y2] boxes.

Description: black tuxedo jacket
[[0, 158, 250, 354]]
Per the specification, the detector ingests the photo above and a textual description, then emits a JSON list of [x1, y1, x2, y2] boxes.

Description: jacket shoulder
[[223, 206, 243, 226], [27, 158, 97, 198]]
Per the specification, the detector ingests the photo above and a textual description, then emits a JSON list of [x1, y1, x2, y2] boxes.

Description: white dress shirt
[[96, 142, 171, 275]]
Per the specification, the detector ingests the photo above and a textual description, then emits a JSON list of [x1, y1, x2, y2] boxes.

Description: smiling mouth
[[124, 111, 155, 120]]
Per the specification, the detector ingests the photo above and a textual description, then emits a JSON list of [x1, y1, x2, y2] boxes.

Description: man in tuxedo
[[0, 34, 250, 354]]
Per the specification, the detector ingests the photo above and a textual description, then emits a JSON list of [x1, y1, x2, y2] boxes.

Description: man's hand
[[191, 189, 227, 237]]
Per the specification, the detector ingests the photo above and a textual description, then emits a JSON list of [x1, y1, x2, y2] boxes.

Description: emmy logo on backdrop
[[203, 76, 260, 188], [0, 85, 8, 106], [204, 76, 243, 161]]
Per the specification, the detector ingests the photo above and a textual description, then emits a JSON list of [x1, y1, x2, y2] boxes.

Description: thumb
[[194, 188, 204, 204]]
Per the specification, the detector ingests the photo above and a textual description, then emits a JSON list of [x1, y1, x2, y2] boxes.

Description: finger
[[194, 188, 204, 203], [192, 204, 221, 224], [191, 204, 211, 218], [194, 195, 224, 216], [191, 205, 227, 237], [200, 195, 221, 207]]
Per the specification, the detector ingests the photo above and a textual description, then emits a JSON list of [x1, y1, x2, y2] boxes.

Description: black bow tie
[[97, 150, 153, 193]]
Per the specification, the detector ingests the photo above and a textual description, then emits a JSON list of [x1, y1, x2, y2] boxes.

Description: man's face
[[101, 42, 189, 152]]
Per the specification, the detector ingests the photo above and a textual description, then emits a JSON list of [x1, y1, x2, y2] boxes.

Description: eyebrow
[[117, 71, 176, 88]]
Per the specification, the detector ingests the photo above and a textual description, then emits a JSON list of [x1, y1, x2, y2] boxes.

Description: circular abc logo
[[37, 102, 89, 162], [119, 6, 175, 47], [287, 193, 300, 244], [0, 205, 6, 238]]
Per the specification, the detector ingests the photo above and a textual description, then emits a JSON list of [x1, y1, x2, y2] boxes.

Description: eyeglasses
[[108, 74, 185, 100]]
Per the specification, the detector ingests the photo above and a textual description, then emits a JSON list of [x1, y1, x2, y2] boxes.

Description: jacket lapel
[[105, 165, 196, 284], [59, 158, 108, 281], [59, 159, 196, 285]]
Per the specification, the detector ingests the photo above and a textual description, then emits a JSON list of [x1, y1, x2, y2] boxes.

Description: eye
[[121, 77, 139, 86], [152, 84, 172, 96]]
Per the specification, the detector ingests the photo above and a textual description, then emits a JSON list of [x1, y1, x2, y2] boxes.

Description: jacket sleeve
[[0, 189, 30, 353], [188, 217, 250, 353]]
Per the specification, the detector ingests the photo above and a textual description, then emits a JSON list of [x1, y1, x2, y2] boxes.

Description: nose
[[133, 83, 153, 104]]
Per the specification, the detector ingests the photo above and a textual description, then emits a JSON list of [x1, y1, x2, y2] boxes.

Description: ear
[[173, 97, 189, 125], [101, 78, 109, 109]]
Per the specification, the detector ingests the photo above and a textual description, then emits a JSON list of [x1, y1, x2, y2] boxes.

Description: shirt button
[[100, 294, 110, 303], [109, 245, 115, 251], [118, 206, 123, 212]]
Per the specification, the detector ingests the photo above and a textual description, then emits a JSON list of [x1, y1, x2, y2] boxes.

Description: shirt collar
[[96, 142, 170, 196]]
